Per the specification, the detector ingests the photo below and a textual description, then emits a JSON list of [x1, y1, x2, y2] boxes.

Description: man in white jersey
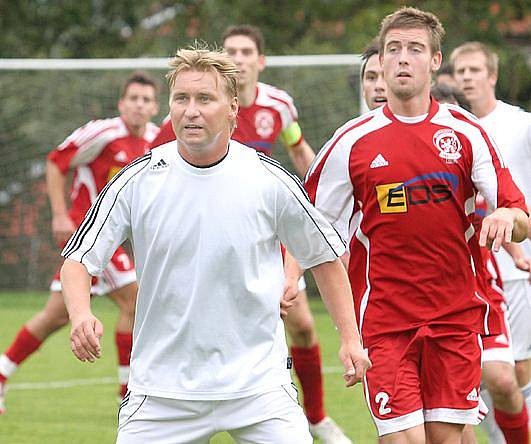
[[60, 45, 371, 443], [452, 41, 531, 444]]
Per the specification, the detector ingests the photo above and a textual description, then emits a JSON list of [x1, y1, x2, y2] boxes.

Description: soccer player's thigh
[[117, 392, 213, 444], [364, 331, 425, 437], [226, 385, 312, 443], [422, 329, 482, 424], [284, 278, 316, 346], [504, 281, 531, 373]]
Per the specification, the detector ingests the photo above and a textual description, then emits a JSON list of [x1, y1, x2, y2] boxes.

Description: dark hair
[[437, 63, 454, 77], [431, 83, 470, 111], [222, 25, 265, 55], [360, 39, 380, 80], [121, 71, 158, 98]]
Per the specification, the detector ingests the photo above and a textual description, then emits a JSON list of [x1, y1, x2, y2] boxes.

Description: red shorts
[[51, 246, 136, 295], [364, 326, 483, 436], [481, 301, 514, 365]]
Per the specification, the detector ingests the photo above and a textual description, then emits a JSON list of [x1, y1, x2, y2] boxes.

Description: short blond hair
[[450, 42, 499, 75], [166, 43, 238, 100], [378, 7, 445, 55]]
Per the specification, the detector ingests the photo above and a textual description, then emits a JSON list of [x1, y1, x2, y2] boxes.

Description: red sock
[[291, 343, 325, 424], [1, 326, 43, 382], [115, 332, 132, 398], [494, 405, 529, 444]]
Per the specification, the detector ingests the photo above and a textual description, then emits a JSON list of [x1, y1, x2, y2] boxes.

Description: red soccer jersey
[[48, 117, 159, 225], [305, 100, 526, 342], [149, 82, 302, 155]]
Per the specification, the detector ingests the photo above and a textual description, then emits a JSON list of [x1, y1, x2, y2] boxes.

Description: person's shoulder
[[58, 117, 125, 150], [328, 107, 385, 146]]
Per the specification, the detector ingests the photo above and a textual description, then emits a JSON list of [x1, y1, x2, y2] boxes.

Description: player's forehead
[[384, 27, 430, 47], [171, 69, 223, 94], [123, 82, 156, 98], [364, 54, 382, 74], [223, 34, 259, 52], [453, 51, 488, 70]]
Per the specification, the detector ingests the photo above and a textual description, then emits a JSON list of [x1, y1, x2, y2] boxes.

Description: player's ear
[[258, 54, 266, 73], [228, 96, 239, 120], [431, 51, 442, 72]]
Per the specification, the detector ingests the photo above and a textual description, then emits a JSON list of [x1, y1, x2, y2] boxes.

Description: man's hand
[[70, 314, 104, 363], [339, 340, 371, 387], [280, 276, 299, 319], [480, 208, 517, 252], [52, 213, 76, 244]]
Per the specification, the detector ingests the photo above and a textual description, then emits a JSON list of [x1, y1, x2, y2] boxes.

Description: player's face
[[169, 70, 238, 161], [362, 54, 387, 110], [223, 35, 265, 89], [118, 83, 159, 130], [453, 51, 497, 104], [435, 73, 457, 88], [381, 27, 441, 101]]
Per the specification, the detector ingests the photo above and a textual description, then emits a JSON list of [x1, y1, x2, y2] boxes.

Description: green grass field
[[0, 291, 488, 443]]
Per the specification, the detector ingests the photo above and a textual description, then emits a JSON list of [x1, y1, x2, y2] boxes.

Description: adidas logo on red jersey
[[370, 154, 389, 169]]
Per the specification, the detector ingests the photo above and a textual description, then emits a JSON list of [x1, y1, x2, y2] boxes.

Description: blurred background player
[[452, 41, 531, 443], [0, 72, 160, 414], [434, 62, 459, 88], [306, 7, 529, 443], [150, 25, 351, 444], [360, 39, 387, 111]]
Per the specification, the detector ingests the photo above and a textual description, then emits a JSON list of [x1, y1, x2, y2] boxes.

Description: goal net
[[0, 55, 362, 289]]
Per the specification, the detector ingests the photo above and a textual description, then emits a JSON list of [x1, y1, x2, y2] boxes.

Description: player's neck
[[470, 94, 497, 119], [238, 83, 258, 108], [122, 118, 146, 138], [387, 92, 431, 118]]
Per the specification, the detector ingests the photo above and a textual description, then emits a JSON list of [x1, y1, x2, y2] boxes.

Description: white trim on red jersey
[[255, 82, 299, 131]]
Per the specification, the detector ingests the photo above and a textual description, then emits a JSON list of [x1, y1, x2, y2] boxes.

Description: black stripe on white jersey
[[63, 152, 151, 258], [258, 155, 345, 257], [257, 153, 311, 202]]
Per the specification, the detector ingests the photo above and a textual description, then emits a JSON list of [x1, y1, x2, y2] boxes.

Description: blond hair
[[378, 7, 445, 55], [166, 43, 239, 100], [450, 41, 499, 75]]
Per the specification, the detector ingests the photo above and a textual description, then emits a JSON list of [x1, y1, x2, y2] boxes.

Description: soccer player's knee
[[489, 371, 519, 399]]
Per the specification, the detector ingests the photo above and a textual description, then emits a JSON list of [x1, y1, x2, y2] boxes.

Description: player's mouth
[[184, 124, 203, 132], [374, 96, 387, 103], [396, 71, 412, 78]]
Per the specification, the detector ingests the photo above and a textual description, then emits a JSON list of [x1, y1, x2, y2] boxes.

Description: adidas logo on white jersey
[[370, 154, 389, 168], [150, 158, 169, 170], [466, 388, 479, 402]]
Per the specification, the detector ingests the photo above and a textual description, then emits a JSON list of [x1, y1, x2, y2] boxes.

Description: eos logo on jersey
[[375, 172, 458, 214]]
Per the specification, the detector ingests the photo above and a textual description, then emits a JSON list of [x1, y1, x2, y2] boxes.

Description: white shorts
[[117, 385, 312, 444], [504, 280, 531, 361]]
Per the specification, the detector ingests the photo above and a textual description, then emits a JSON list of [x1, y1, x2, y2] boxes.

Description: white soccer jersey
[[480, 101, 531, 282], [63, 140, 344, 400]]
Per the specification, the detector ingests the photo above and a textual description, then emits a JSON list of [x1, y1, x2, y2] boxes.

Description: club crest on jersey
[[433, 129, 462, 163], [254, 110, 275, 138]]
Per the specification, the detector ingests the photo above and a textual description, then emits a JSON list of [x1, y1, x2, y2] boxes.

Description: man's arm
[[479, 207, 529, 252], [61, 259, 103, 363], [309, 258, 371, 386], [46, 160, 76, 244], [286, 139, 315, 177]]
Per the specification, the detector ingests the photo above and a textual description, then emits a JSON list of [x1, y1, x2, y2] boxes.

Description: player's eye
[[199, 95, 211, 103]]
